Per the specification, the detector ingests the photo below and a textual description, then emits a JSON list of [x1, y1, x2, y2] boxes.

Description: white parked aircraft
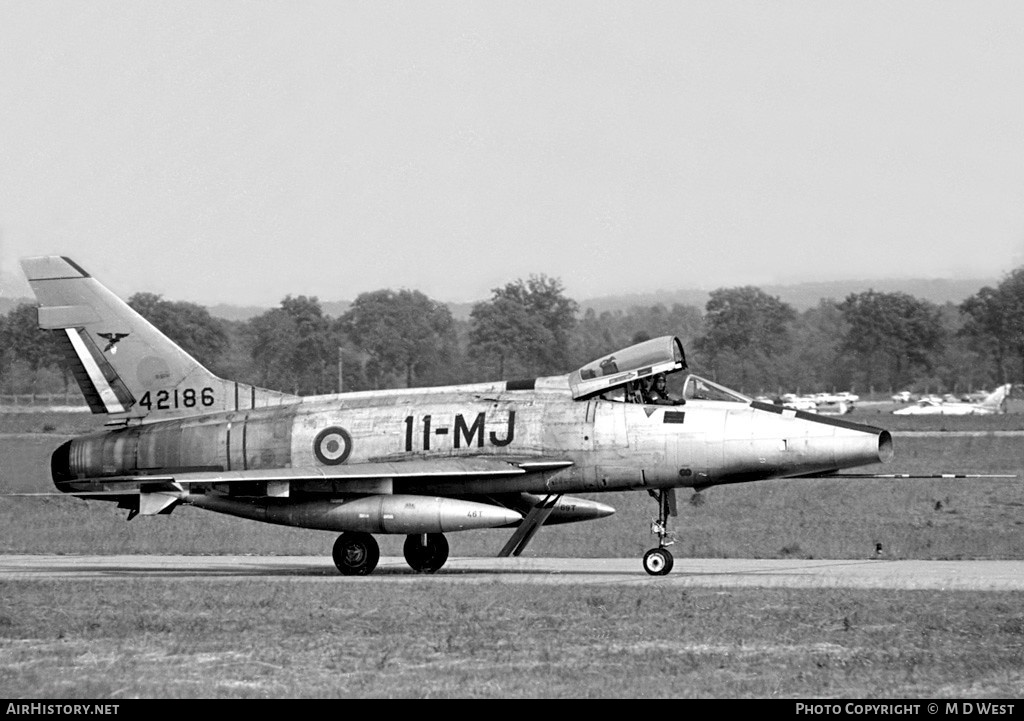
[[777, 391, 857, 415], [892, 385, 1012, 416], [779, 393, 818, 412]]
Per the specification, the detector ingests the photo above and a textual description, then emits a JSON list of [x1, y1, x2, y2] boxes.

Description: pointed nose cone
[[586, 499, 617, 520], [437, 498, 523, 531], [546, 496, 617, 524], [490, 506, 528, 527]]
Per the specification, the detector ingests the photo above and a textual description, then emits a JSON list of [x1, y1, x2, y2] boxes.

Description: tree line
[[2, 267, 1023, 400]]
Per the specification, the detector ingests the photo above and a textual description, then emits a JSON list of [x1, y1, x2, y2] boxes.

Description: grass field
[[1, 409, 1022, 698], [2, 581, 1023, 699]]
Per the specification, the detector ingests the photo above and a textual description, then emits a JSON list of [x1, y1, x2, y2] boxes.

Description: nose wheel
[[643, 488, 678, 576], [643, 547, 674, 575]]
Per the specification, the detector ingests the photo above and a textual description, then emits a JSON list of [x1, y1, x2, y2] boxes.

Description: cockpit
[[568, 336, 750, 405]]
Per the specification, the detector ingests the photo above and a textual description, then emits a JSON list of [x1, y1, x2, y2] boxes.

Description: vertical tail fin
[[979, 384, 1011, 414], [21, 256, 298, 421]]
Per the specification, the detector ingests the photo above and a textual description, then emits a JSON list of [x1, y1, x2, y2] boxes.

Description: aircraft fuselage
[[53, 382, 893, 500]]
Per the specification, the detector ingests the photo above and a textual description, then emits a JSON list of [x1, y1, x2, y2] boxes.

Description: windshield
[[680, 374, 750, 403]]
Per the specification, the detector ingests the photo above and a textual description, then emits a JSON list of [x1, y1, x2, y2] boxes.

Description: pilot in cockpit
[[646, 373, 685, 406]]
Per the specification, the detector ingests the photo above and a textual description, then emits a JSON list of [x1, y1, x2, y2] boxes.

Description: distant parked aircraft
[[777, 391, 857, 415], [892, 385, 1012, 416], [779, 393, 818, 412]]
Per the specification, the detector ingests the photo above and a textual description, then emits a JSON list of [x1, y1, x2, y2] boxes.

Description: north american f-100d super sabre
[[19, 256, 899, 576]]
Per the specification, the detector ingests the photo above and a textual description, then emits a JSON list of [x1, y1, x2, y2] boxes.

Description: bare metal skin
[[21, 256, 892, 576]]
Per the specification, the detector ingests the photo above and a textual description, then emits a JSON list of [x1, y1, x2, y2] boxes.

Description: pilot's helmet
[[653, 373, 666, 385]]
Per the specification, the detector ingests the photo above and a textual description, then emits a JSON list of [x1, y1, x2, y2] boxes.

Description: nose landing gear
[[643, 547, 673, 575], [643, 488, 678, 576]]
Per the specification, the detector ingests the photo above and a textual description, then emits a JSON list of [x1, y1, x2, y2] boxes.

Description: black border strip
[[749, 400, 887, 434], [61, 256, 90, 277]]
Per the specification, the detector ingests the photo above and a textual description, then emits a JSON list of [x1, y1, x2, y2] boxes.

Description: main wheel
[[332, 532, 380, 576], [403, 533, 450, 573], [642, 547, 674, 576]]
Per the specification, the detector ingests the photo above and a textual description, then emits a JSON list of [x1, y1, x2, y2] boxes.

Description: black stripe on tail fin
[[53, 327, 135, 414]]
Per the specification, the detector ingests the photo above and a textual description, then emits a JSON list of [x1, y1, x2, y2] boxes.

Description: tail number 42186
[[139, 387, 215, 410]]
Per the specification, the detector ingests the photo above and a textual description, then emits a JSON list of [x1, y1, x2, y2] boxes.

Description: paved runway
[[2, 554, 1023, 590]]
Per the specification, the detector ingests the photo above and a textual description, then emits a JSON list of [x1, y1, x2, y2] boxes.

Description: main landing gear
[[332, 532, 380, 576], [403, 533, 449, 573], [643, 488, 678, 576], [331, 532, 451, 575]]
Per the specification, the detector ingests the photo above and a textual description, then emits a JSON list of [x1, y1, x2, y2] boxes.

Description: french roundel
[[313, 426, 352, 465]]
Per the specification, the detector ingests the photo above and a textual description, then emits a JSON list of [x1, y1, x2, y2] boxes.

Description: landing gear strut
[[403, 533, 449, 573], [332, 532, 380, 575], [643, 489, 677, 576]]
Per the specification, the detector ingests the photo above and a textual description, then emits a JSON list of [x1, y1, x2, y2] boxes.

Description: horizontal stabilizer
[[135, 492, 181, 517], [0, 487, 186, 499]]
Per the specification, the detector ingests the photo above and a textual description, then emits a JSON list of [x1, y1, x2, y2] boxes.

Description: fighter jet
[[18, 256, 897, 576], [892, 385, 1012, 416]]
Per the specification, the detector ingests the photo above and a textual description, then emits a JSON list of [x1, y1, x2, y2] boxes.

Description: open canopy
[[568, 336, 687, 400]]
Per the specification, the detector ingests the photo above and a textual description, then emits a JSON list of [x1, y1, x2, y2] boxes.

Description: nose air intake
[[878, 429, 894, 463]]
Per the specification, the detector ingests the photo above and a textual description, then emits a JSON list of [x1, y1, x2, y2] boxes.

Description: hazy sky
[[2, 1, 1023, 307]]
